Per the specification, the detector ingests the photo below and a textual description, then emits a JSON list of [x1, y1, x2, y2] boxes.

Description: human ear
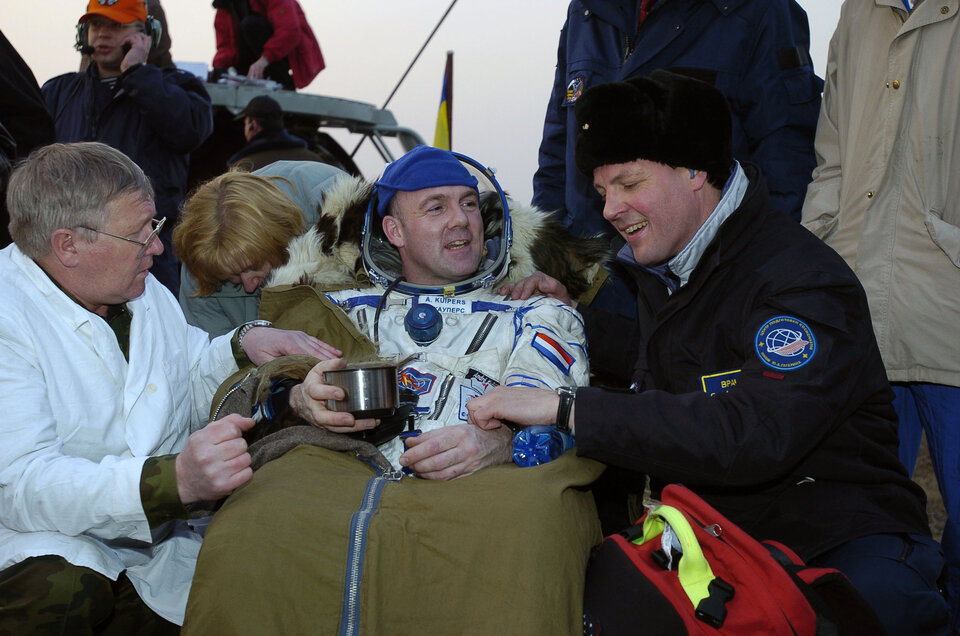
[[686, 169, 708, 191], [382, 215, 405, 248], [50, 229, 83, 268]]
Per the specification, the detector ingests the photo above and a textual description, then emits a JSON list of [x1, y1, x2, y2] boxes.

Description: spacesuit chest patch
[[754, 316, 817, 371], [531, 332, 575, 375], [458, 370, 499, 421], [701, 369, 741, 395], [398, 367, 436, 395]]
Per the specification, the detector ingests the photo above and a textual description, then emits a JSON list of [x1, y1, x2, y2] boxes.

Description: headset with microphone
[[74, 0, 162, 55]]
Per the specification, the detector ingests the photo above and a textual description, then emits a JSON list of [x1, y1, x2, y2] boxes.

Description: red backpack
[[582, 484, 885, 635]]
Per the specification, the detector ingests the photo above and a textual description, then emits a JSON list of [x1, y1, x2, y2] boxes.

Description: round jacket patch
[[754, 316, 816, 371]]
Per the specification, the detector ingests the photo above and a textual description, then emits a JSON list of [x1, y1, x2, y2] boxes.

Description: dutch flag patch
[[532, 332, 575, 375]]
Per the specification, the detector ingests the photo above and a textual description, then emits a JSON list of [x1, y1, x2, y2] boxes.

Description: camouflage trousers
[[0, 555, 179, 636]]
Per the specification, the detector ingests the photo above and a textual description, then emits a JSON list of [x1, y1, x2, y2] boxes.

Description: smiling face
[[382, 185, 484, 285], [73, 190, 164, 315], [593, 159, 711, 267]]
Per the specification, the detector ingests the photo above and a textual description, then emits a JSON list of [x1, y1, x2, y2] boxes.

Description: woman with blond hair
[[174, 160, 344, 336]]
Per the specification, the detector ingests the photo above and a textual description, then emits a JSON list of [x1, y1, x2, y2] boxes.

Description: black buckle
[[694, 577, 735, 628]]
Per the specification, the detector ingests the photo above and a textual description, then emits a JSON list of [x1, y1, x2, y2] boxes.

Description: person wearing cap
[[179, 145, 605, 633], [79, 0, 175, 71], [42, 0, 214, 296], [0, 142, 339, 633], [226, 95, 329, 171], [278, 145, 590, 475], [468, 70, 950, 634]]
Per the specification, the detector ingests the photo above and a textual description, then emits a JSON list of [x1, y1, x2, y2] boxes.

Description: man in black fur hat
[[469, 70, 950, 635]]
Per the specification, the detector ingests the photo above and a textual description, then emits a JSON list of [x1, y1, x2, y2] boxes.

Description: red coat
[[213, 0, 324, 89]]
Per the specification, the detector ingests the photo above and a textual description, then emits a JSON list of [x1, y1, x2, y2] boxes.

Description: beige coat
[[802, 0, 960, 385]]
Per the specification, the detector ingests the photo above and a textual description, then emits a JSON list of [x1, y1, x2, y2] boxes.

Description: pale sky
[[0, 0, 841, 204]]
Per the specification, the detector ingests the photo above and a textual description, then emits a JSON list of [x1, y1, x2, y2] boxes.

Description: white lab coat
[[0, 244, 237, 624]]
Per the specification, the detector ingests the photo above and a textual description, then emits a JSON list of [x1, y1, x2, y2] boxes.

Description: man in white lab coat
[[0, 142, 337, 633]]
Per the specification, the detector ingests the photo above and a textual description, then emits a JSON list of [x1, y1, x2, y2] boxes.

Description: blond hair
[[174, 172, 306, 296]]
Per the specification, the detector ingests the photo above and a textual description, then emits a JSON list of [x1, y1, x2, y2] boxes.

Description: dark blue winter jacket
[[533, 0, 823, 238], [42, 63, 213, 226]]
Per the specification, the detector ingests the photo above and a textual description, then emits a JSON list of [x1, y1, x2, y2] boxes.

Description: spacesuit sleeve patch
[[701, 369, 741, 395], [531, 331, 575, 375], [754, 316, 817, 371]]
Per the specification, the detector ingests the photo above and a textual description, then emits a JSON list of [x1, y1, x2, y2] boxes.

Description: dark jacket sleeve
[[531, 15, 571, 218], [730, 0, 822, 220], [0, 28, 55, 158], [120, 65, 213, 153], [580, 302, 641, 385], [575, 269, 899, 490]]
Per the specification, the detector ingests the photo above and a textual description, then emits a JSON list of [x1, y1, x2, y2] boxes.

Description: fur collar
[[268, 174, 610, 300]]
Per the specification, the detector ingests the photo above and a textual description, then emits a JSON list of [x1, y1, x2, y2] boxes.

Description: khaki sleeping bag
[[182, 445, 604, 635]]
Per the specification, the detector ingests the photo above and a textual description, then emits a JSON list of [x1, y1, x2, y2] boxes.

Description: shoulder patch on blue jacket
[[754, 316, 816, 371], [565, 75, 584, 105]]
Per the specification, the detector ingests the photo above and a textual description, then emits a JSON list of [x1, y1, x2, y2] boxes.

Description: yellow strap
[[638, 504, 716, 608]]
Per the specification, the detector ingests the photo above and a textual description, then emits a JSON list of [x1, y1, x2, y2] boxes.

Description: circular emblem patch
[[754, 316, 817, 371]]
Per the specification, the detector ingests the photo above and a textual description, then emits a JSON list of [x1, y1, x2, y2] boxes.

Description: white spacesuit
[[326, 286, 588, 465]]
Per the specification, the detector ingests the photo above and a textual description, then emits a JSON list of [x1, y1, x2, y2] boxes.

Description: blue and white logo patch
[[754, 316, 816, 371]]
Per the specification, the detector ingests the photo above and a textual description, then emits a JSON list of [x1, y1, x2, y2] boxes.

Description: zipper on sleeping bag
[[339, 465, 404, 636]]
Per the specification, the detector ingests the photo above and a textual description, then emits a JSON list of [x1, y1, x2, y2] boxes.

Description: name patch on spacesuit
[[457, 369, 500, 420], [701, 369, 741, 395], [531, 332, 575, 375], [754, 316, 817, 371], [419, 296, 469, 314]]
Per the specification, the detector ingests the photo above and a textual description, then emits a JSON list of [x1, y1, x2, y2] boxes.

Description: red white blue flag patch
[[532, 332, 575, 374]]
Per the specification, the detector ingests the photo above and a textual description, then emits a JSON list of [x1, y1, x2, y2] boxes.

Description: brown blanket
[[182, 445, 604, 635]]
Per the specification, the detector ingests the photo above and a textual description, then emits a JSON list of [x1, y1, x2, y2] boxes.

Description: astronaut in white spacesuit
[[183, 146, 601, 634], [272, 145, 590, 480]]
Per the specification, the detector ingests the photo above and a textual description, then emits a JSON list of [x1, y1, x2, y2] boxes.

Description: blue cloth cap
[[374, 146, 479, 217]]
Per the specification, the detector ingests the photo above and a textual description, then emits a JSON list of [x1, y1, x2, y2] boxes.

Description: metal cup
[[323, 363, 399, 419]]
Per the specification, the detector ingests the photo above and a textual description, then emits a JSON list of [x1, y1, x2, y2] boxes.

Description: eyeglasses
[[78, 217, 166, 258]]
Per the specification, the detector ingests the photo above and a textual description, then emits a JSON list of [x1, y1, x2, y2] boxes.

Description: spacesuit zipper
[[465, 314, 497, 354], [340, 469, 403, 636], [428, 374, 456, 419]]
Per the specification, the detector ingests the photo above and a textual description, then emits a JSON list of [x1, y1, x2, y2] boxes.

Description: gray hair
[[7, 142, 154, 258]]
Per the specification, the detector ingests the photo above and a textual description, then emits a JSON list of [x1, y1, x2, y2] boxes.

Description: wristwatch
[[236, 319, 273, 349], [555, 386, 576, 435]]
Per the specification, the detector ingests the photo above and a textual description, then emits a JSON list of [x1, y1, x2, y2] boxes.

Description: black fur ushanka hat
[[574, 70, 733, 188]]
